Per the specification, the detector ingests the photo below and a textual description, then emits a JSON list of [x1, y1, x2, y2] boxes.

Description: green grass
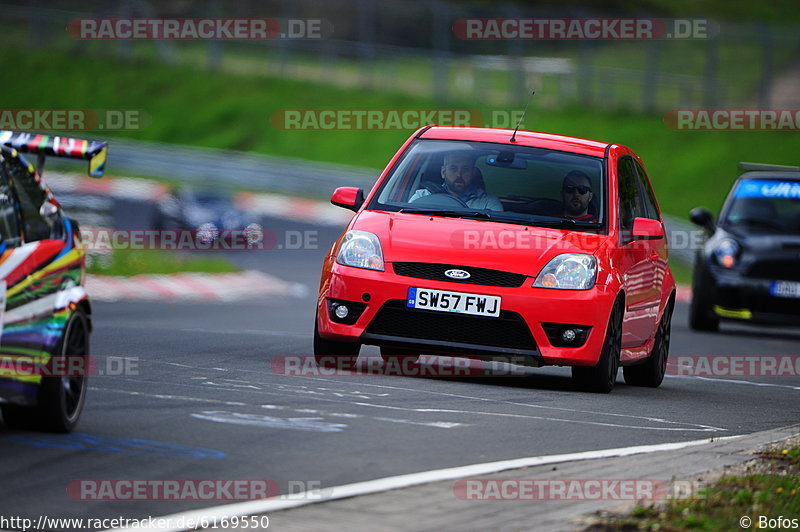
[[87, 250, 240, 276], [669, 260, 693, 286], [3, 48, 800, 220], [595, 445, 800, 531]]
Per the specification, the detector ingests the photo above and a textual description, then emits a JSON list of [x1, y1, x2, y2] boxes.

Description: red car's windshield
[[369, 139, 606, 229]]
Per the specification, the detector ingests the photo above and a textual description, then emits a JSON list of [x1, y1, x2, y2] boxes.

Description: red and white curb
[[86, 270, 308, 302], [676, 285, 692, 303]]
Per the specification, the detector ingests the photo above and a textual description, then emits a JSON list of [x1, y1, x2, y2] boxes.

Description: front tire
[[624, 300, 673, 387], [689, 264, 719, 332], [572, 299, 622, 393], [313, 320, 359, 370]]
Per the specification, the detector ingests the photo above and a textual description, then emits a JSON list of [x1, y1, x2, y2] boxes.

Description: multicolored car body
[[0, 131, 107, 432]]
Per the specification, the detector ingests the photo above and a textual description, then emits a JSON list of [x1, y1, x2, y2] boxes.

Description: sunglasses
[[563, 185, 591, 195]]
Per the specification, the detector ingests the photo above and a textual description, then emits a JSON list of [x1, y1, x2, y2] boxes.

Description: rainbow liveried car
[[0, 131, 107, 431], [316, 126, 675, 393]]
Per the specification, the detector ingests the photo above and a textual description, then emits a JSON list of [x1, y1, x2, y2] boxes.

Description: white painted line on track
[[107, 435, 742, 532], [291, 375, 727, 432], [666, 374, 800, 391]]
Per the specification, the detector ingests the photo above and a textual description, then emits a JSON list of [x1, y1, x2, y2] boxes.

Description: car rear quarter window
[[2, 155, 51, 242], [0, 154, 22, 248]]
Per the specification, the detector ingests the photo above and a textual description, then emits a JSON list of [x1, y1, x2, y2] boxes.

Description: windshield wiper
[[485, 214, 601, 229], [398, 208, 492, 219]]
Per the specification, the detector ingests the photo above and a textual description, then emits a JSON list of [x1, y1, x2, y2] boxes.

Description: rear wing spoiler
[[739, 161, 800, 173], [0, 130, 107, 178]]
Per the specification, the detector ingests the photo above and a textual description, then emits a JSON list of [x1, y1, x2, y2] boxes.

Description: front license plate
[[407, 287, 501, 317], [770, 280, 800, 299]]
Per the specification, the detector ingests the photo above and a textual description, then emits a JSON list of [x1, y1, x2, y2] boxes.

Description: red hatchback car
[[316, 126, 675, 393]]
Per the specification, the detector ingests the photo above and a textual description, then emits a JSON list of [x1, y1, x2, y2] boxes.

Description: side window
[[0, 155, 22, 248], [2, 156, 51, 242], [617, 157, 645, 236], [633, 160, 660, 220]]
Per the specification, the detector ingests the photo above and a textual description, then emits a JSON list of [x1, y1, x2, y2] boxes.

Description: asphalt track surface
[[1, 215, 799, 530]]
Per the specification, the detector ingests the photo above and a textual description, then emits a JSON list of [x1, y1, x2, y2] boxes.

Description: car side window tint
[[617, 157, 644, 234], [2, 156, 51, 242], [0, 155, 22, 248], [633, 160, 660, 220]]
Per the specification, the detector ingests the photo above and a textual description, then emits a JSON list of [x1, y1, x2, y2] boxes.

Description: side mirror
[[39, 201, 60, 221], [331, 187, 365, 212], [631, 217, 665, 240], [689, 207, 715, 235]]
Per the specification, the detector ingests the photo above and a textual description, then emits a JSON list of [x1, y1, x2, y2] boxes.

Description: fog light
[[335, 305, 350, 319], [562, 329, 577, 343]]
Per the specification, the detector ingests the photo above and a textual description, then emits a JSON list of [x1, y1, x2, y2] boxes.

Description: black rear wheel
[[2, 309, 89, 432], [624, 300, 673, 388]]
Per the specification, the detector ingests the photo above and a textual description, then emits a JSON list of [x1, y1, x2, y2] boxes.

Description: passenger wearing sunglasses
[[561, 170, 596, 222]]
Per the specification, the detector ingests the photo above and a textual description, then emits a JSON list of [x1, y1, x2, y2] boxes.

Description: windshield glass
[[368, 139, 606, 229], [722, 178, 800, 234]]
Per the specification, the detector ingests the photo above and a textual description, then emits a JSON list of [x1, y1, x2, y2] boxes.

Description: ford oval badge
[[445, 269, 471, 280]]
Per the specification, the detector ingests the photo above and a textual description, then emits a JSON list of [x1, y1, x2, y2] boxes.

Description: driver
[[561, 170, 597, 222], [409, 151, 503, 210]]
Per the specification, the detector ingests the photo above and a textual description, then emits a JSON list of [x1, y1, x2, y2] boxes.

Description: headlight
[[336, 230, 384, 271], [533, 254, 597, 290], [714, 238, 740, 268]]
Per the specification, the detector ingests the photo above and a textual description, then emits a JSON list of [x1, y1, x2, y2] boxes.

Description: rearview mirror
[[689, 207, 715, 235], [631, 217, 664, 240], [330, 187, 365, 212]]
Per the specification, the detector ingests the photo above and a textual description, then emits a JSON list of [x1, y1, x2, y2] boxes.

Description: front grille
[[745, 260, 800, 282], [365, 300, 536, 350], [392, 262, 527, 287]]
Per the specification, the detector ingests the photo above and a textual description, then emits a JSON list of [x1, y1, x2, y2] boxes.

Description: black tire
[[624, 300, 673, 388], [380, 346, 420, 367], [689, 265, 719, 332], [313, 321, 359, 370], [2, 309, 89, 433], [572, 299, 623, 394]]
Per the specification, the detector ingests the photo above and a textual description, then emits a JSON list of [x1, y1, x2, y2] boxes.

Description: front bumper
[[317, 262, 617, 367], [708, 267, 800, 326]]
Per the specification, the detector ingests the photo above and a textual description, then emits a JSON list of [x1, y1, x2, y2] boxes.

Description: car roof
[[418, 126, 610, 157], [737, 171, 800, 182]]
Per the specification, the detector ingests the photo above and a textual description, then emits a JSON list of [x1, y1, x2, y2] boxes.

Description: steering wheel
[[411, 192, 470, 208]]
